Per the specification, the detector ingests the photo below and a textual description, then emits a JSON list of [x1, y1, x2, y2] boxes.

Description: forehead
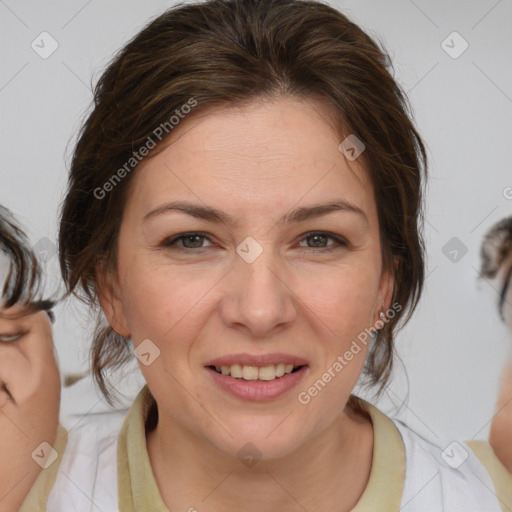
[[127, 97, 376, 222]]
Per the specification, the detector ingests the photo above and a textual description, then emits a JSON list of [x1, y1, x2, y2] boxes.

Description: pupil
[[185, 235, 202, 248], [310, 234, 325, 247]]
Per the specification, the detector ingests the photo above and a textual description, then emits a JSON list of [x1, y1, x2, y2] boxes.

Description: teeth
[[213, 363, 301, 381], [242, 366, 259, 380], [231, 363, 243, 378], [258, 365, 276, 381]]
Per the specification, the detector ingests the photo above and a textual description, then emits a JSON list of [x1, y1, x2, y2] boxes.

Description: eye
[[161, 232, 214, 250], [160, 231, 348, 253], [0, 332, 24, 344], [298, 231, 348, 252]]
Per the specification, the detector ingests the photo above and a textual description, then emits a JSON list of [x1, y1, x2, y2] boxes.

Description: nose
[[219, 242, 297, 338]]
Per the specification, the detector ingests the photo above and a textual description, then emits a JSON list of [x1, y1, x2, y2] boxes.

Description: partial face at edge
[[98, 96, 394, 459]]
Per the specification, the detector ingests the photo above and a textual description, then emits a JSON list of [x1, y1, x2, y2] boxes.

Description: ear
[[373, 256, 398, 323], [95, 258, 131, 337]]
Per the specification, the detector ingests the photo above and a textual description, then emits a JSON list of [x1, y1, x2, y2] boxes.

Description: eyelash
[[0, 332, 25, 344], [160, 231, 348, 253]]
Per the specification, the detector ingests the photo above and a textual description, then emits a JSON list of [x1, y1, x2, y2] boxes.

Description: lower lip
[[206, 366, 308, 401]]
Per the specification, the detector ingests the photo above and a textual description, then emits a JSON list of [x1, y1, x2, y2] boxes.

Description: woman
[[21, 0, 512, 510], [481, 216, 512, 473], [0, 205, 61, 512]]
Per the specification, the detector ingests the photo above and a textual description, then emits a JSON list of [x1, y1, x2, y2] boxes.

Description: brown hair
[[59, 0, 427, 411], [480, 216, 512, 321], [0, 204, 55, 320]]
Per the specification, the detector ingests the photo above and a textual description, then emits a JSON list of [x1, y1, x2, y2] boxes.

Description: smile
[[205, 364, 309, 401], [208, 363, 304, 381]]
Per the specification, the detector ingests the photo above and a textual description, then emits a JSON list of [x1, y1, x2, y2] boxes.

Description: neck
[[146, 404, 374, 512]]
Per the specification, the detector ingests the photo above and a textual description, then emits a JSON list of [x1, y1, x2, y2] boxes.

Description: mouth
[[204, 360, 309, 401], [206, 363, 306, 381]]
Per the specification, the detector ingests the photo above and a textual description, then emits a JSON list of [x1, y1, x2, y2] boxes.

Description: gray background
[[0, 0, 511, 442]]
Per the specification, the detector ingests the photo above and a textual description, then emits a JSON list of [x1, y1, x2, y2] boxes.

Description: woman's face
[[0, 305, 60, 409], [100, 96, 393, 459]]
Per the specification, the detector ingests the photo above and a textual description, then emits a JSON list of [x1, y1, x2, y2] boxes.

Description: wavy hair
[[59, 0, 427, 410]]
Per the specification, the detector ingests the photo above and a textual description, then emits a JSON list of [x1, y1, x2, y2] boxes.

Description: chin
[[207, 423, 305, 464]]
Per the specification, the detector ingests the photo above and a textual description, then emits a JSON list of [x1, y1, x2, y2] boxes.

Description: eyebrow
[[0, 300, 55, 323], [144, 199, 367, 226]]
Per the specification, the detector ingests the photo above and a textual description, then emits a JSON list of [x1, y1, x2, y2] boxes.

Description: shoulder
[[20, 410, 129, 512], [21, 375, 147, 511], [466, 439, 512, 512], [19, 424, 69, 512], [393, 419, 512, 512]]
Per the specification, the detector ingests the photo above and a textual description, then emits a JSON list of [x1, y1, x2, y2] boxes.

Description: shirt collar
[[117, 385, 405, 511]]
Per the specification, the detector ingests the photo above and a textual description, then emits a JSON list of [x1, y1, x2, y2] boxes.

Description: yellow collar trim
[[117, 385, 405, 511]]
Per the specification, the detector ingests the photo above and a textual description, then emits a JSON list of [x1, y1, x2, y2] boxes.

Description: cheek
[[119, 274, 175, 341], [299, 262, 381, 337], [118, 255, 213, 344]]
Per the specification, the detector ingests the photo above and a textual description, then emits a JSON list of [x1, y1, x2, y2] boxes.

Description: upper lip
[[204, 352, 309, 368]]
